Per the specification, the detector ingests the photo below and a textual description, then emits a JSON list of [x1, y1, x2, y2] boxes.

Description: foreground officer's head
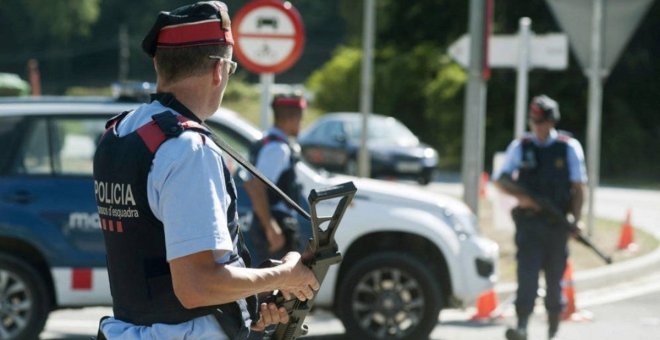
[[142, 1, 236, 89]]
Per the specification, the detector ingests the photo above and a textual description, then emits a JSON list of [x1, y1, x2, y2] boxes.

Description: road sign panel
[[448, 33, 568, 70], [232, 0, 305, 74], [546, 0, 654, 75]]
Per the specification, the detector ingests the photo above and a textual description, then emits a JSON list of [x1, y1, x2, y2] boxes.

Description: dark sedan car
[[298, 112, 439, 184]]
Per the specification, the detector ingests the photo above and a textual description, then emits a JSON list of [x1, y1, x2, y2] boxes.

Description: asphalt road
[[41, 179, 660, 339], [42, 271, 660, 339]]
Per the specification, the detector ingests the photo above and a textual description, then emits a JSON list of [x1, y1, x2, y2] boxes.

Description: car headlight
[[440, 209, 478, 239]]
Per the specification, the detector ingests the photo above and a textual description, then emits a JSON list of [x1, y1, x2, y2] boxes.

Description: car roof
[[320, 112, 390, 122], [0, 96, 263, 141]]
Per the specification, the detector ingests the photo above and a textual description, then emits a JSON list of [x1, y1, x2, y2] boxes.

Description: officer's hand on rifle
[[250, 302, 290, 332], [278, 252, 320, 301], [516, 194, 541, 211]]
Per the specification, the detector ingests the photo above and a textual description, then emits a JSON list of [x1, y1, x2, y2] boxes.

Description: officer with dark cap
[[93, 2, 318, 339], [244, 93, 306, 266], [493, 95, 587, 340]]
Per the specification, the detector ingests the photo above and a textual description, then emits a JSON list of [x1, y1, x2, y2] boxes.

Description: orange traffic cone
[[560, 260, 576, 320], [471, 289, 499, 320], [561, 259, 592, 322], [617, 209, 636, 250]]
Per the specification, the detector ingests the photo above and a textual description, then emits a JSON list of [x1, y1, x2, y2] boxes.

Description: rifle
[[264, 181, 357, 340], [498, 175, 612, 264]]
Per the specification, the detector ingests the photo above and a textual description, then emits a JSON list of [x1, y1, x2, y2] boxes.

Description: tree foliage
[[310, 0, 660, 180]]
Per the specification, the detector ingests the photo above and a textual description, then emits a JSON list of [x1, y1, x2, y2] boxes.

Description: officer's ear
[[212, 59, 223, 86]]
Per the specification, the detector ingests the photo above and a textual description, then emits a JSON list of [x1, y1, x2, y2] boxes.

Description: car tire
[[417, 170, 433, 185], [0, 253, 50, 340], [337, 252, 443, 340]]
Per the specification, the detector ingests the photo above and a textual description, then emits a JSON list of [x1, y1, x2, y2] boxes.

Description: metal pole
[[586, 0, 604, 236], [359, 0, 375, 178], [514, 17, 531, 139], [260, 73, 274, 130], [461, 0, 487, 215], [118, 24, 130, 82]]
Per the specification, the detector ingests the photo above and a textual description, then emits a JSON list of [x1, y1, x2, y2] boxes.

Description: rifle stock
[[498, 175, 612, 264], [265, 181, 357, 340]]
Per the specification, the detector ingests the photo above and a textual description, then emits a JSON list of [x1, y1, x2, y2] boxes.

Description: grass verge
[[479, 197, 659, 284]]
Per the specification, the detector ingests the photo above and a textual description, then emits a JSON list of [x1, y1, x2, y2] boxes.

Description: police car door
[[0, 114, 108, 268]]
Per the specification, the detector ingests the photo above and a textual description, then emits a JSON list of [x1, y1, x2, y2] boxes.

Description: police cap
[[529, 95, 560, 123], [142, 1, 234, 58]]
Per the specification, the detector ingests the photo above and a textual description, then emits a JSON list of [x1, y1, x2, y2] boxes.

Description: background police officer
[[493, 95, 587, 340], [244, 94, 306, 266], [93, 2, 318, 339]]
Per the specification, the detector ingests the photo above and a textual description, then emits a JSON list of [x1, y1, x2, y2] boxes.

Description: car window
[[306, 120, 345, 142], [0, 116, 28, 174], [206, 121, 252, 160], [13, 116, 107, 176], [16, 118, 52, 175], [52, 117, 107, 175], [347, 117, 418, 145]]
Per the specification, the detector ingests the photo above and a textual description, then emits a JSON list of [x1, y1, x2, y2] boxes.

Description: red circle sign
[[232, 0, 305, 74]]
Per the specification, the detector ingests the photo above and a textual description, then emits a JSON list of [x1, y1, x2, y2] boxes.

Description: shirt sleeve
[[147, 131, 234, 262], [492, 139, 523, 180], [566, 138, 588, 183], [254, 142, 291, 183]]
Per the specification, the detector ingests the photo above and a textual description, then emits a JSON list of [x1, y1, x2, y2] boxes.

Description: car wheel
[[0, 253, 50, 340], [337, 252, 442, 339], [417, 169, 434, 185]]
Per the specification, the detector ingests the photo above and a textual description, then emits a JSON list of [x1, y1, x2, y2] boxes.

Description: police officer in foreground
[[244, 94, 306, 266], [493, 95, 587, 340], [92, 2, 318, 339]]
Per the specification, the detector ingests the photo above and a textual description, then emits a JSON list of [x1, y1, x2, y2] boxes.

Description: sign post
[[232, 0, 305, 129], [545, 0, 654, 235]]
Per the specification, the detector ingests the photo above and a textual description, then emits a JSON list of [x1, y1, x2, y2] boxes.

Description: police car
[[0, 93, 498, 340]]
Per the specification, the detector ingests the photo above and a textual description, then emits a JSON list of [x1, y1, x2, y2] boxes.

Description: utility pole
[[118, 24, 130, 82], [358, 0, 375, 178], [461, 0, 489, 215]]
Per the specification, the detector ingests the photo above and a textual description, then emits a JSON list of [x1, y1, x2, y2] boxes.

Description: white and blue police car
[[0, 88, 498, 340]]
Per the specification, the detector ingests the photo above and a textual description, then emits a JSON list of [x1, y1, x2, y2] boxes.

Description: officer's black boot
[[548, 312, 561, 339], [505, 314, 528, 340]]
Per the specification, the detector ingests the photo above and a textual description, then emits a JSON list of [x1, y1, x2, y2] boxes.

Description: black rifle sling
[[203, 123, 311, 221]]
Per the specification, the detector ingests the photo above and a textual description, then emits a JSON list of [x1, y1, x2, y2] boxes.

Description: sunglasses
[[209, 56, 237, 76]]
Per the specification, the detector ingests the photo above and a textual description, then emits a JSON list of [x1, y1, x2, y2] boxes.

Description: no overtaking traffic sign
[[232, 0, 305, 74]]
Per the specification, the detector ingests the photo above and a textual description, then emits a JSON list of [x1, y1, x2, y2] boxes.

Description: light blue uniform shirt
[[493, 129, 588, 184], [249, 127, 294, 214], [100, 100, 234, 339]]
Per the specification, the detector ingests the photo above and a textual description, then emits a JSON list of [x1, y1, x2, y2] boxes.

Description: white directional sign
[[449, 33, 569, 70], [232, 0, 305, 74]]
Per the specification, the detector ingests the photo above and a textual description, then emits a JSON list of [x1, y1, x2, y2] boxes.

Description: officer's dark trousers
[[249, 210, 301, 267], [512, 208, 569, 323]]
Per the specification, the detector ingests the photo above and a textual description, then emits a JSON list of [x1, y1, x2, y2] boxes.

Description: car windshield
[[346, 116, 419, 146]]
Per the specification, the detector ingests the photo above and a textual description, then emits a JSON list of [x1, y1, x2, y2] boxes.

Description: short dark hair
[[155, 44, 232, 84]]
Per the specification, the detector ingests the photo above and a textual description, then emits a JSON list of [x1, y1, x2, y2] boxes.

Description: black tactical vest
[[93, 107, 256, 338], [250, 132, 302, 213], [517, 135, 572, 213]]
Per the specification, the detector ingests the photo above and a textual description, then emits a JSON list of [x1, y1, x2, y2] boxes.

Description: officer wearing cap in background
[[244, 94, 306, 267], [493, 95, 587, 340], [92, 2, 318, 339]]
